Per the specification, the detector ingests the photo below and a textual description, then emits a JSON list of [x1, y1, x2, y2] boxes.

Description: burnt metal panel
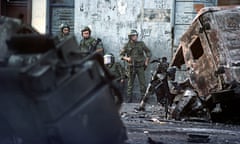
[[171, 6, 240, 97], [170, 6, 240, 122]]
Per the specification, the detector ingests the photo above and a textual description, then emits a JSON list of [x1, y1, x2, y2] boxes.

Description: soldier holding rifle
[[120, 30, 151, 103], [79, 26, 104, 58]]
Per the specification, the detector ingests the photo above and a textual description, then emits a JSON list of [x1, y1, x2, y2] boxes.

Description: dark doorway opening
[[0, 0, 32, 24]]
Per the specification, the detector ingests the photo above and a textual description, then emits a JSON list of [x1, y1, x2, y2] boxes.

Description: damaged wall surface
[[74, 0, 217, 97], [74, 0, 217, 60], [75, 0, 174, 61]]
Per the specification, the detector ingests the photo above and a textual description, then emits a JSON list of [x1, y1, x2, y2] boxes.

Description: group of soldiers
[[56, 24, 152, 104]]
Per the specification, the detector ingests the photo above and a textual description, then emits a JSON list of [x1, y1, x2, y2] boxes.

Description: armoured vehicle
[[170, 6, 240, 122], [0, 17, 127, 143]]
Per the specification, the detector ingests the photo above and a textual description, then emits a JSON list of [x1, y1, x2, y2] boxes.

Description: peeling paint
[[117, 0, 127, 15], [137, 9, 171, 22], [75, 0, 173, 97]]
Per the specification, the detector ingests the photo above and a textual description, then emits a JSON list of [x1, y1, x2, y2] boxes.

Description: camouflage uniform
[[106, 62, 125, 81], [120, 41, 151, 102], [79, 37, 103, 58], [56, 32, 70, 42], [105, 53, 126, 105], [55, 23, 71, 43]]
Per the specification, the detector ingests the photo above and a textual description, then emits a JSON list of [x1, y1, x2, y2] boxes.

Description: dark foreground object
[[0, 17, 127, 144]]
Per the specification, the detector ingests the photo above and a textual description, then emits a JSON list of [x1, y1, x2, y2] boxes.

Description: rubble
[[121, 103, 240, 144], [187, 133, 210, 143]]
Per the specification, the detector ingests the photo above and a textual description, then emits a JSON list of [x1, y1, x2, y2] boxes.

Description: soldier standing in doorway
[[120, 30, 152, 103]]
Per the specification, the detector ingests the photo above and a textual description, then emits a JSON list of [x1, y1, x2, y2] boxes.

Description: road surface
[[120, 103, 240, 144]]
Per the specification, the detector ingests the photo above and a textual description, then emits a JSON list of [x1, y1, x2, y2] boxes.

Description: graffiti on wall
[[75, 0, 174, 97], [75, 0, 173, 57], [141, 28, 152, 38], [175, 14, 195, 24], [138, 9, 170, 22], [154, 0, 170, 9]]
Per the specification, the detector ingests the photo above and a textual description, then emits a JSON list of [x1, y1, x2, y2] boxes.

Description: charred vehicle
[[0, 17, 127, 143], [170, 6, 240, 123]]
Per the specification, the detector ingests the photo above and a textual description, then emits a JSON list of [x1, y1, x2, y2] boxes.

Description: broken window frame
[[189, 37, 204, 61]]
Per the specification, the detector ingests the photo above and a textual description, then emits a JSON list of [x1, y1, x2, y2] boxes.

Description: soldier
[[104, 53, 125, 83], [56, 23, 71, 42], [120, 29, 152, 103], [79, 26, 104, 58], [104, 53, 126, 105]]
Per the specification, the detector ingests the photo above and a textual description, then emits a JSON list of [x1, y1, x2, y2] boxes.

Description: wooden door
[[0, 0, 32, 24]]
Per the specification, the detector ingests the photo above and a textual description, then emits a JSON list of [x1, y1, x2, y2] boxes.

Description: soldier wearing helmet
[[128, 29, 138, 39], [56, 23, 71, 42], [104, 53, 125, 82], [120, 29, 152, 102], [79, 26, 104, 57], [104, 53, 126, 105]]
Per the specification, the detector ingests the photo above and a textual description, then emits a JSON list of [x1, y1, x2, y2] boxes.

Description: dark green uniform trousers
[[127, 66, 146, 102]]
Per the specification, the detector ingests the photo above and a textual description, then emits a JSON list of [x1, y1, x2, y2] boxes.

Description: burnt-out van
[[170, 6, 240, 122]]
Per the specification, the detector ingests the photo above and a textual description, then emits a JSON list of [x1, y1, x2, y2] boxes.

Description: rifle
[[89, 38, 102, 53], [69, 37, 102, 59]]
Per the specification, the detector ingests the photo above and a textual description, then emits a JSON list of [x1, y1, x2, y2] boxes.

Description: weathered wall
[[75, 0, 174, 62], [75, 0, 174, 99], [74, 0, 218, 99], [74, 0, 217, 60]]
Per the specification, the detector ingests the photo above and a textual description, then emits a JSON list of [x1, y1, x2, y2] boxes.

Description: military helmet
[[60, 23, 70, 31], [81, 26, 91, 35], [104, 53, 115, 65], [128, 29, 138, 36]]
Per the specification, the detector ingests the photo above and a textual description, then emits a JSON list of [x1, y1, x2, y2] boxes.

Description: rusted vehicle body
[[170, 6, 240, 122]]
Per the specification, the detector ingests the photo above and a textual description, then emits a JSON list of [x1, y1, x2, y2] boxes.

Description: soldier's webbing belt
[[131, 61, 144, 68]]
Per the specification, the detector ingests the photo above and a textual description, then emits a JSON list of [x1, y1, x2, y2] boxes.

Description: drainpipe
[[171, 0, 176, 59], [140, 0, 144, 41]]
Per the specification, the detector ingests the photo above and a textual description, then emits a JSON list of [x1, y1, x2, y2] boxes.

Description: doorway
[[0, 0, 32, 24]]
